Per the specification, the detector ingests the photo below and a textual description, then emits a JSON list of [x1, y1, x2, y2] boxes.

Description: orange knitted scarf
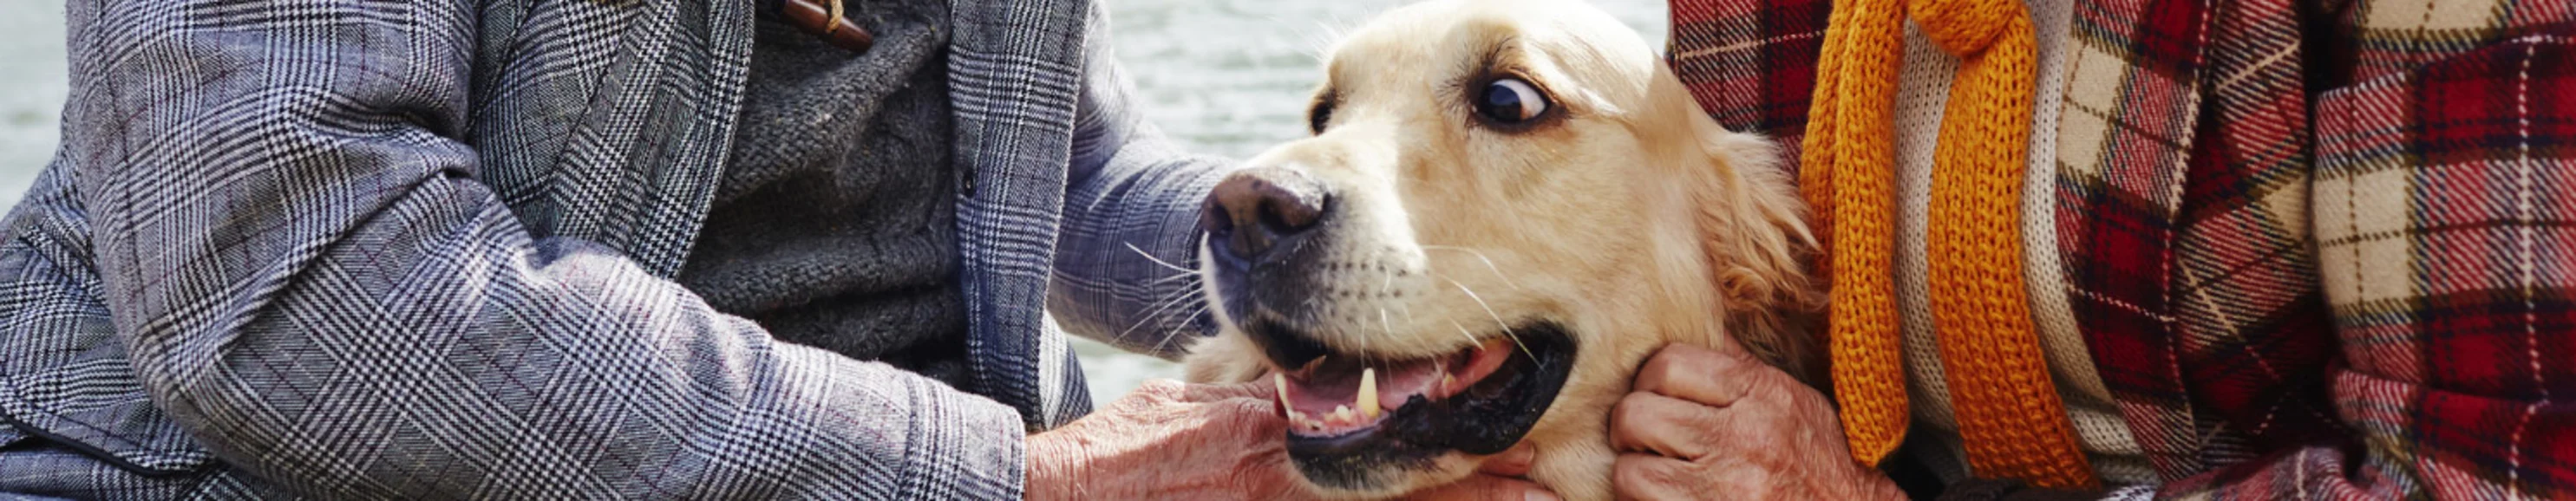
[[1799, 0, 2099, 489]]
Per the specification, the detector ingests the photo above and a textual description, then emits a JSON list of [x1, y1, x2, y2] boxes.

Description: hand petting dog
[[1609, 344, 1903, 500], [1025, 381, 1304, 500]]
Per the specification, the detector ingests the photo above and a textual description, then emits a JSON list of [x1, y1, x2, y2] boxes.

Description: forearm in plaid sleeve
[[146, 179, 1026, 498], [69, 1, 1027, 498], [1047, 2, 1239, 360]]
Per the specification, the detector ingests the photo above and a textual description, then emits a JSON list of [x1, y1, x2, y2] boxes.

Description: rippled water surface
[[0, 0, 1669, 405], [0, 0, 67, 206]]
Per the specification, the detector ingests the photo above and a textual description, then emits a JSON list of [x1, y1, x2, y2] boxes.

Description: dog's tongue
[[1277, 338, 1516, 434]]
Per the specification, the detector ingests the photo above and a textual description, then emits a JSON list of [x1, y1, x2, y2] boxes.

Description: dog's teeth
[[1332, 405, 1353, 424], [1442, 374, 1458, 394], [1273, 373, 1291, 409], [1357, 368, 1380, 420]]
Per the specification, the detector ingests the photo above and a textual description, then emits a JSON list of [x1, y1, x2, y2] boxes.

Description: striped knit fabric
[[1912, 0, 2100, 489], [1799, 0, 1912, 465], [1798, 0, 2097, 487]]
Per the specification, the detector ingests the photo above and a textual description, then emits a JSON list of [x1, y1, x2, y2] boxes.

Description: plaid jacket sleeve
[[1046, 3, 1238, 359], [59, 1, 1026, 498]]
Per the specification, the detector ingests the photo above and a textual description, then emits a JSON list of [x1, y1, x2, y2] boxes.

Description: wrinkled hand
[[1025, 380, 1311, 500], [1608, 343, 1902, 501]]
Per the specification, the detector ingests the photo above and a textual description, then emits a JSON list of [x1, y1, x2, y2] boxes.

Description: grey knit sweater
[[676, 0, 972, 387]]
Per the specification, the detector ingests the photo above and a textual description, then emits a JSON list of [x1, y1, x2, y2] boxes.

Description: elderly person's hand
[[1024, 380, 1557, 500], [1609, 343, 1903, 500], [1024, 380, 1305, 500]]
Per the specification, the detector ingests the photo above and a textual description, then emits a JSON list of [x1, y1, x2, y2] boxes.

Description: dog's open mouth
[[1240, 318, 1576, 489]]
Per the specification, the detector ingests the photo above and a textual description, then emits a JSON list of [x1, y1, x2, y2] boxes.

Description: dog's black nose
[[1202, 167, 1329, 261]]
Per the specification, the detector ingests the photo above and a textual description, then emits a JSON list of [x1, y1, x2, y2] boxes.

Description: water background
[[0, 0, 1668, 405]]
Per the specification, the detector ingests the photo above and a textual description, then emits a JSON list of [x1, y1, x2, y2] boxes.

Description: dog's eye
[[1475, 78, 1550, 124], [1309, 94, 1337, 134]]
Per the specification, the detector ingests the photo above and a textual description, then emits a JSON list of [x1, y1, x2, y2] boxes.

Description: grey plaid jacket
[[0, 0, 1227, 498]]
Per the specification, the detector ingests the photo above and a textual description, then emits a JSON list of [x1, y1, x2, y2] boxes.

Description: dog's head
[[1187, 0, 1819, 497]]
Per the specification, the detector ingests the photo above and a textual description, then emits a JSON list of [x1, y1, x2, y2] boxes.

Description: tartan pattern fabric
[[0, 0, 1231, 498], [2051, 0, 2350, 481], [2043, 0, 2223, 479], [2166, 24, 2576, 499], [0, 442, 284, 501], [1675, 0, 2576, 496], [2334, 0, 2576, 86], [1670, 0, 1834, 157]]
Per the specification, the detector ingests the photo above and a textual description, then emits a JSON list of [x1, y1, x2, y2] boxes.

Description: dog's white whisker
[[1149, 303, 1214, 355], [1379, 307, 1394, 341], [1145, 279, 1205, 312], [1116, 282, 1206, 344], [1141, 269, 1200, 286], [1126, 242, 1196, 275], [1373, 264, 1398, 345], [1124, 289, 1193, 335], [1159, 303, 1215, 355], [1419, 245, 1523, 290], [1447, 319, 1482, 348], [1445, 277, 1535, 360]]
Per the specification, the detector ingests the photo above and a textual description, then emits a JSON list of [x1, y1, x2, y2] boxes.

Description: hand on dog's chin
[[1609, 344, 1906, 501]]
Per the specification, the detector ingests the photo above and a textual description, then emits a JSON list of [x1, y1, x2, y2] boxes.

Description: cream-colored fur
[[1181, 1, 1819, 499]]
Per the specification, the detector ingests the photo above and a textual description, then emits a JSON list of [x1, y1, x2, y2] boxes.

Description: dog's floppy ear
[[1687, 120, 1827, 385]]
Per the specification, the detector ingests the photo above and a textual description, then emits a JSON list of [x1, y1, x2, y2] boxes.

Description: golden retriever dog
[[1180, 0, 1822, 498]]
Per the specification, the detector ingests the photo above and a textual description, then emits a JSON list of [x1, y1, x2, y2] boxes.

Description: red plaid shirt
[[1670, 0, 2576, 497]]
